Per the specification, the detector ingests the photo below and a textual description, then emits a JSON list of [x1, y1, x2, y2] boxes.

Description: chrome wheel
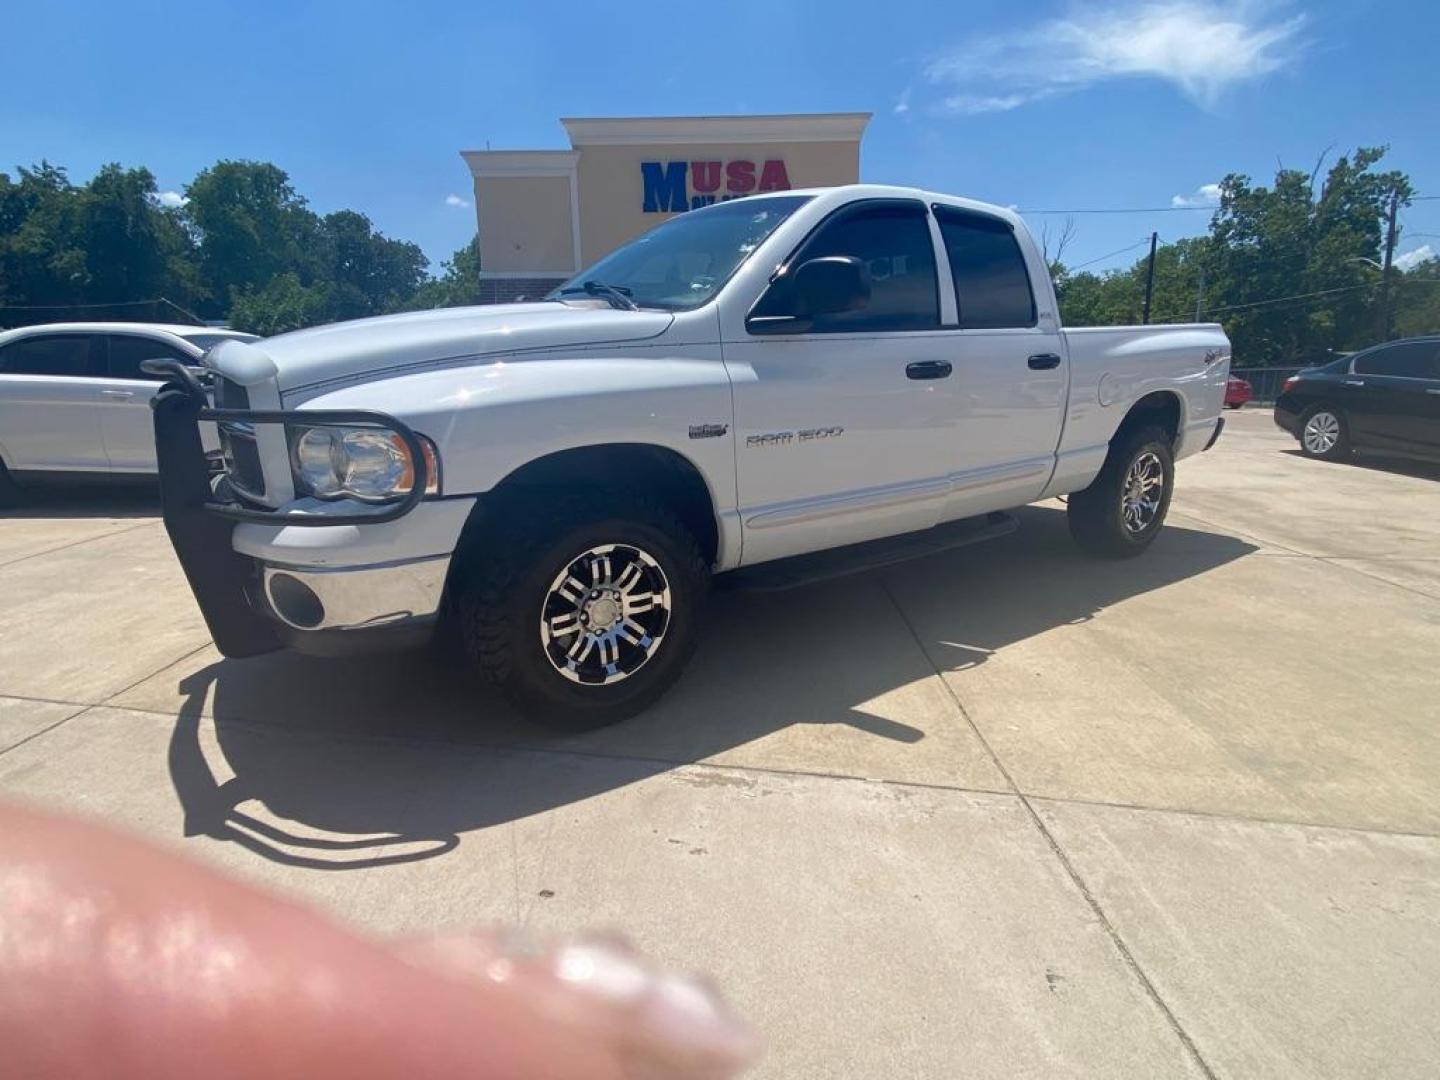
[[539, 543, 671, 685], [1302, 411, 1340, 455], [1121, 451, 1165, 535]]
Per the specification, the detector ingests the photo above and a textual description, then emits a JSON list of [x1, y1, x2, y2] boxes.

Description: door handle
[[100, 389, 136, 399], [1028, 353, 1062, 370], [1344, 379, 1364, 387], [906, 360, 952, 380], [1426, 388, 1440, 396]]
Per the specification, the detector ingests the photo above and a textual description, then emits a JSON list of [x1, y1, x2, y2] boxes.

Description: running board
[[726, 511, 1018, 593]]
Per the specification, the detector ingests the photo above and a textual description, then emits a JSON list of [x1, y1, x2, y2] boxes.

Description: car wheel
[[1068, 425, 1175, 558], [456, 489, 709, 730], [1298, 406, 1349, 460]]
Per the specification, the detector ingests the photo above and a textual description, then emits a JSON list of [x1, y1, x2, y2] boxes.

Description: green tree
[[184, 161, 322, 319], [1056, 147, 1415, 367], [401, 236, 483, 311]]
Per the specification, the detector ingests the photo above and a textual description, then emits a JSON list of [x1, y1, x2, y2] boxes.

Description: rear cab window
[[933, 205, 1036, 329]]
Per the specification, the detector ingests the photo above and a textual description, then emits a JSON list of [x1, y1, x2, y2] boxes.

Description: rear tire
[[455, 489, 709, 730], [1298, 405, 1349, 460], [1068, 426, 1174, 558]]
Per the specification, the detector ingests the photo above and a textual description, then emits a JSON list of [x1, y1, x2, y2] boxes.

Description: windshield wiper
[[556, 280, 639, 311]]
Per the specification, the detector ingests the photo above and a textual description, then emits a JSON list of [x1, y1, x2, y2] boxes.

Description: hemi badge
[[689, 423, 728, 439]]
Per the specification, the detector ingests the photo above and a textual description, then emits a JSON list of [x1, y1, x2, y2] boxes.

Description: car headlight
[[290, 426, 440, 502]]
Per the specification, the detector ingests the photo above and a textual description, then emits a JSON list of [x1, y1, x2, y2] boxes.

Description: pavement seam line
[[0, 703, 96, 759], [877, 576, 1221, 1080], [0, 519, 158, 570], [97, 639, 217, 709], [51, 693, 1440, 841]]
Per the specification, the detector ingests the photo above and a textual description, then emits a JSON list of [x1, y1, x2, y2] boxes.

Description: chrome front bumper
[[260, 555, 449, 632]]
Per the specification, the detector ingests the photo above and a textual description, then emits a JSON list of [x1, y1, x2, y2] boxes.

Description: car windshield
[[550, 195, 811, 312]]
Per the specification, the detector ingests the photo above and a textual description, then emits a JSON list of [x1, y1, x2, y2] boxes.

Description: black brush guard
[[147, 359, 429, 658]]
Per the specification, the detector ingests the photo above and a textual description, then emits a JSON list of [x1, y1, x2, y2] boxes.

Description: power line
[[1020, 205, 1217, 215], [1065, 238, 1153, 271], [1155, 277, 1440, 324]]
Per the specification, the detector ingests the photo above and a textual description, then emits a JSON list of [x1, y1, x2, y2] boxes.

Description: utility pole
[[1194, 264, 1206, 322], [1141, 232, 1159, 324], [1377, 189, 1400, 341]]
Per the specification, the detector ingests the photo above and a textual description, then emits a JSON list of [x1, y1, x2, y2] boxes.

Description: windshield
[[551, 195, 811, 311]]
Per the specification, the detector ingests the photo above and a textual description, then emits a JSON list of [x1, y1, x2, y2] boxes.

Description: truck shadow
[[166, 504, 1256, 869]]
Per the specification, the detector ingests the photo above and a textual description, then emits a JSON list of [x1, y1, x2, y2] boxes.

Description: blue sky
[[5, 0, 1439, 274]]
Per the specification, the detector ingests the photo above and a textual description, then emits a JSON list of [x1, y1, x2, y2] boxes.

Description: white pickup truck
[[150, 184, 1229, 728]]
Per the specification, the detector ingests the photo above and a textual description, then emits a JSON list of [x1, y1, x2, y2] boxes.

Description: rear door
[[98, 333, 198, 471], [0, 332, 109, 472], [1349, 341, 1440, 453], [930, 205, 1067, 520]]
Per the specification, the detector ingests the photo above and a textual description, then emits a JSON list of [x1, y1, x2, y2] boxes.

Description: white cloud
[[924, 1, 1306, 115], [154, 190, 187, 208], [894, 88, 911, 115], [444, 193, 471, 208], [1171, 182, 1223, 207], [1395, 245, 1435, 272]]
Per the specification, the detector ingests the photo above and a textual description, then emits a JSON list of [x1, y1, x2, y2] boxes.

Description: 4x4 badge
[[688, 423, 728, 439]]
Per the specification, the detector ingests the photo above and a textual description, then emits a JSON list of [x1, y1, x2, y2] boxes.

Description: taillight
[[1283, 376, 1299, 391]]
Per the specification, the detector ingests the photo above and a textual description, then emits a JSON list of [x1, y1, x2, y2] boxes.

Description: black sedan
[[1274, 336, 1440, 462]]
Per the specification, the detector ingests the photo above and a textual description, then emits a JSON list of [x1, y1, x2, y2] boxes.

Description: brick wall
[[477, 277, 567, 305]]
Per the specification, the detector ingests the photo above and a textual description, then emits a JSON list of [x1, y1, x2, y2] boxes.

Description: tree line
[[1051, 147, 1439, 367], [0, 160, 482, 335], [2, 149, 1437, 361]]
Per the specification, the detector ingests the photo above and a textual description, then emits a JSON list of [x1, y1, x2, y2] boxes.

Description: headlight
[[290, 426, 440, 502]]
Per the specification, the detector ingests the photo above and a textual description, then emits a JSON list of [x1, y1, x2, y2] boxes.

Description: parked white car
[[0, 322, 257, 497], [150, 185, 1230, 727]]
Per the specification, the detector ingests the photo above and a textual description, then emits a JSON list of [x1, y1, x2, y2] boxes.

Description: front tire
[[456, 490, 708, 730], [1068, 426, 1175, 558], [1298, 405, 1349, 460]]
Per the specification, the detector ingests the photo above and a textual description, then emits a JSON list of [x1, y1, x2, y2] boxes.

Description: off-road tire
[[456, 489, 709, 730], [1068, 425, 1175, 558]]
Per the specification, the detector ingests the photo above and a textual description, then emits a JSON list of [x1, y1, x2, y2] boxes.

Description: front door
[[721, 199, 959, 565], [97, 334, 197, 472]]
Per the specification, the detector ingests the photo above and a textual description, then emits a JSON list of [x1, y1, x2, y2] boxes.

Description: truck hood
[[227, 302, 674, 393]]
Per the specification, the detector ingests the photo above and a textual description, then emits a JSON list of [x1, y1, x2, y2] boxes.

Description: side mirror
[[792, 256, 870, 316], [748, 256, 871, 334]]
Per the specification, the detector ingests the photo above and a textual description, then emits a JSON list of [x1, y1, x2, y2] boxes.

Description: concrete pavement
[[2, 410, 1438, 1078]]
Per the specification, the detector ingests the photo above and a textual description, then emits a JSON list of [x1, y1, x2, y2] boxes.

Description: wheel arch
[[461, 442, 722, 568], [1114, 390, 1184, 449]]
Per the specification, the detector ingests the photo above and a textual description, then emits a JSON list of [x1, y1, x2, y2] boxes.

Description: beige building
[[460, 113, 870, 303]]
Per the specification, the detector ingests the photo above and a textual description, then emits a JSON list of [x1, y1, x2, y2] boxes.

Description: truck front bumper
[[151, 368, 450, 659]]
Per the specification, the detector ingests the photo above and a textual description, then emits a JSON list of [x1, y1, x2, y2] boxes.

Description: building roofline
[[557, 112, 871, 146]]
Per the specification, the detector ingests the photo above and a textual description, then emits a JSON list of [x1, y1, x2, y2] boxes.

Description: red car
[[1225, 374, 1253, 409]]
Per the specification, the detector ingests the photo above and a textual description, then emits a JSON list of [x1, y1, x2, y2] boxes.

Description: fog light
[[268, 573, 324, 629]]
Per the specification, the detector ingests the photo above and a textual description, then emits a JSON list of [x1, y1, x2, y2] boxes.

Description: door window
[[0, 334, 98, 376], [752, 201, 940, 333], [933, 207, 1037, 329], [1354, 341, 1440, 379], [106, 335, 192, 381]]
